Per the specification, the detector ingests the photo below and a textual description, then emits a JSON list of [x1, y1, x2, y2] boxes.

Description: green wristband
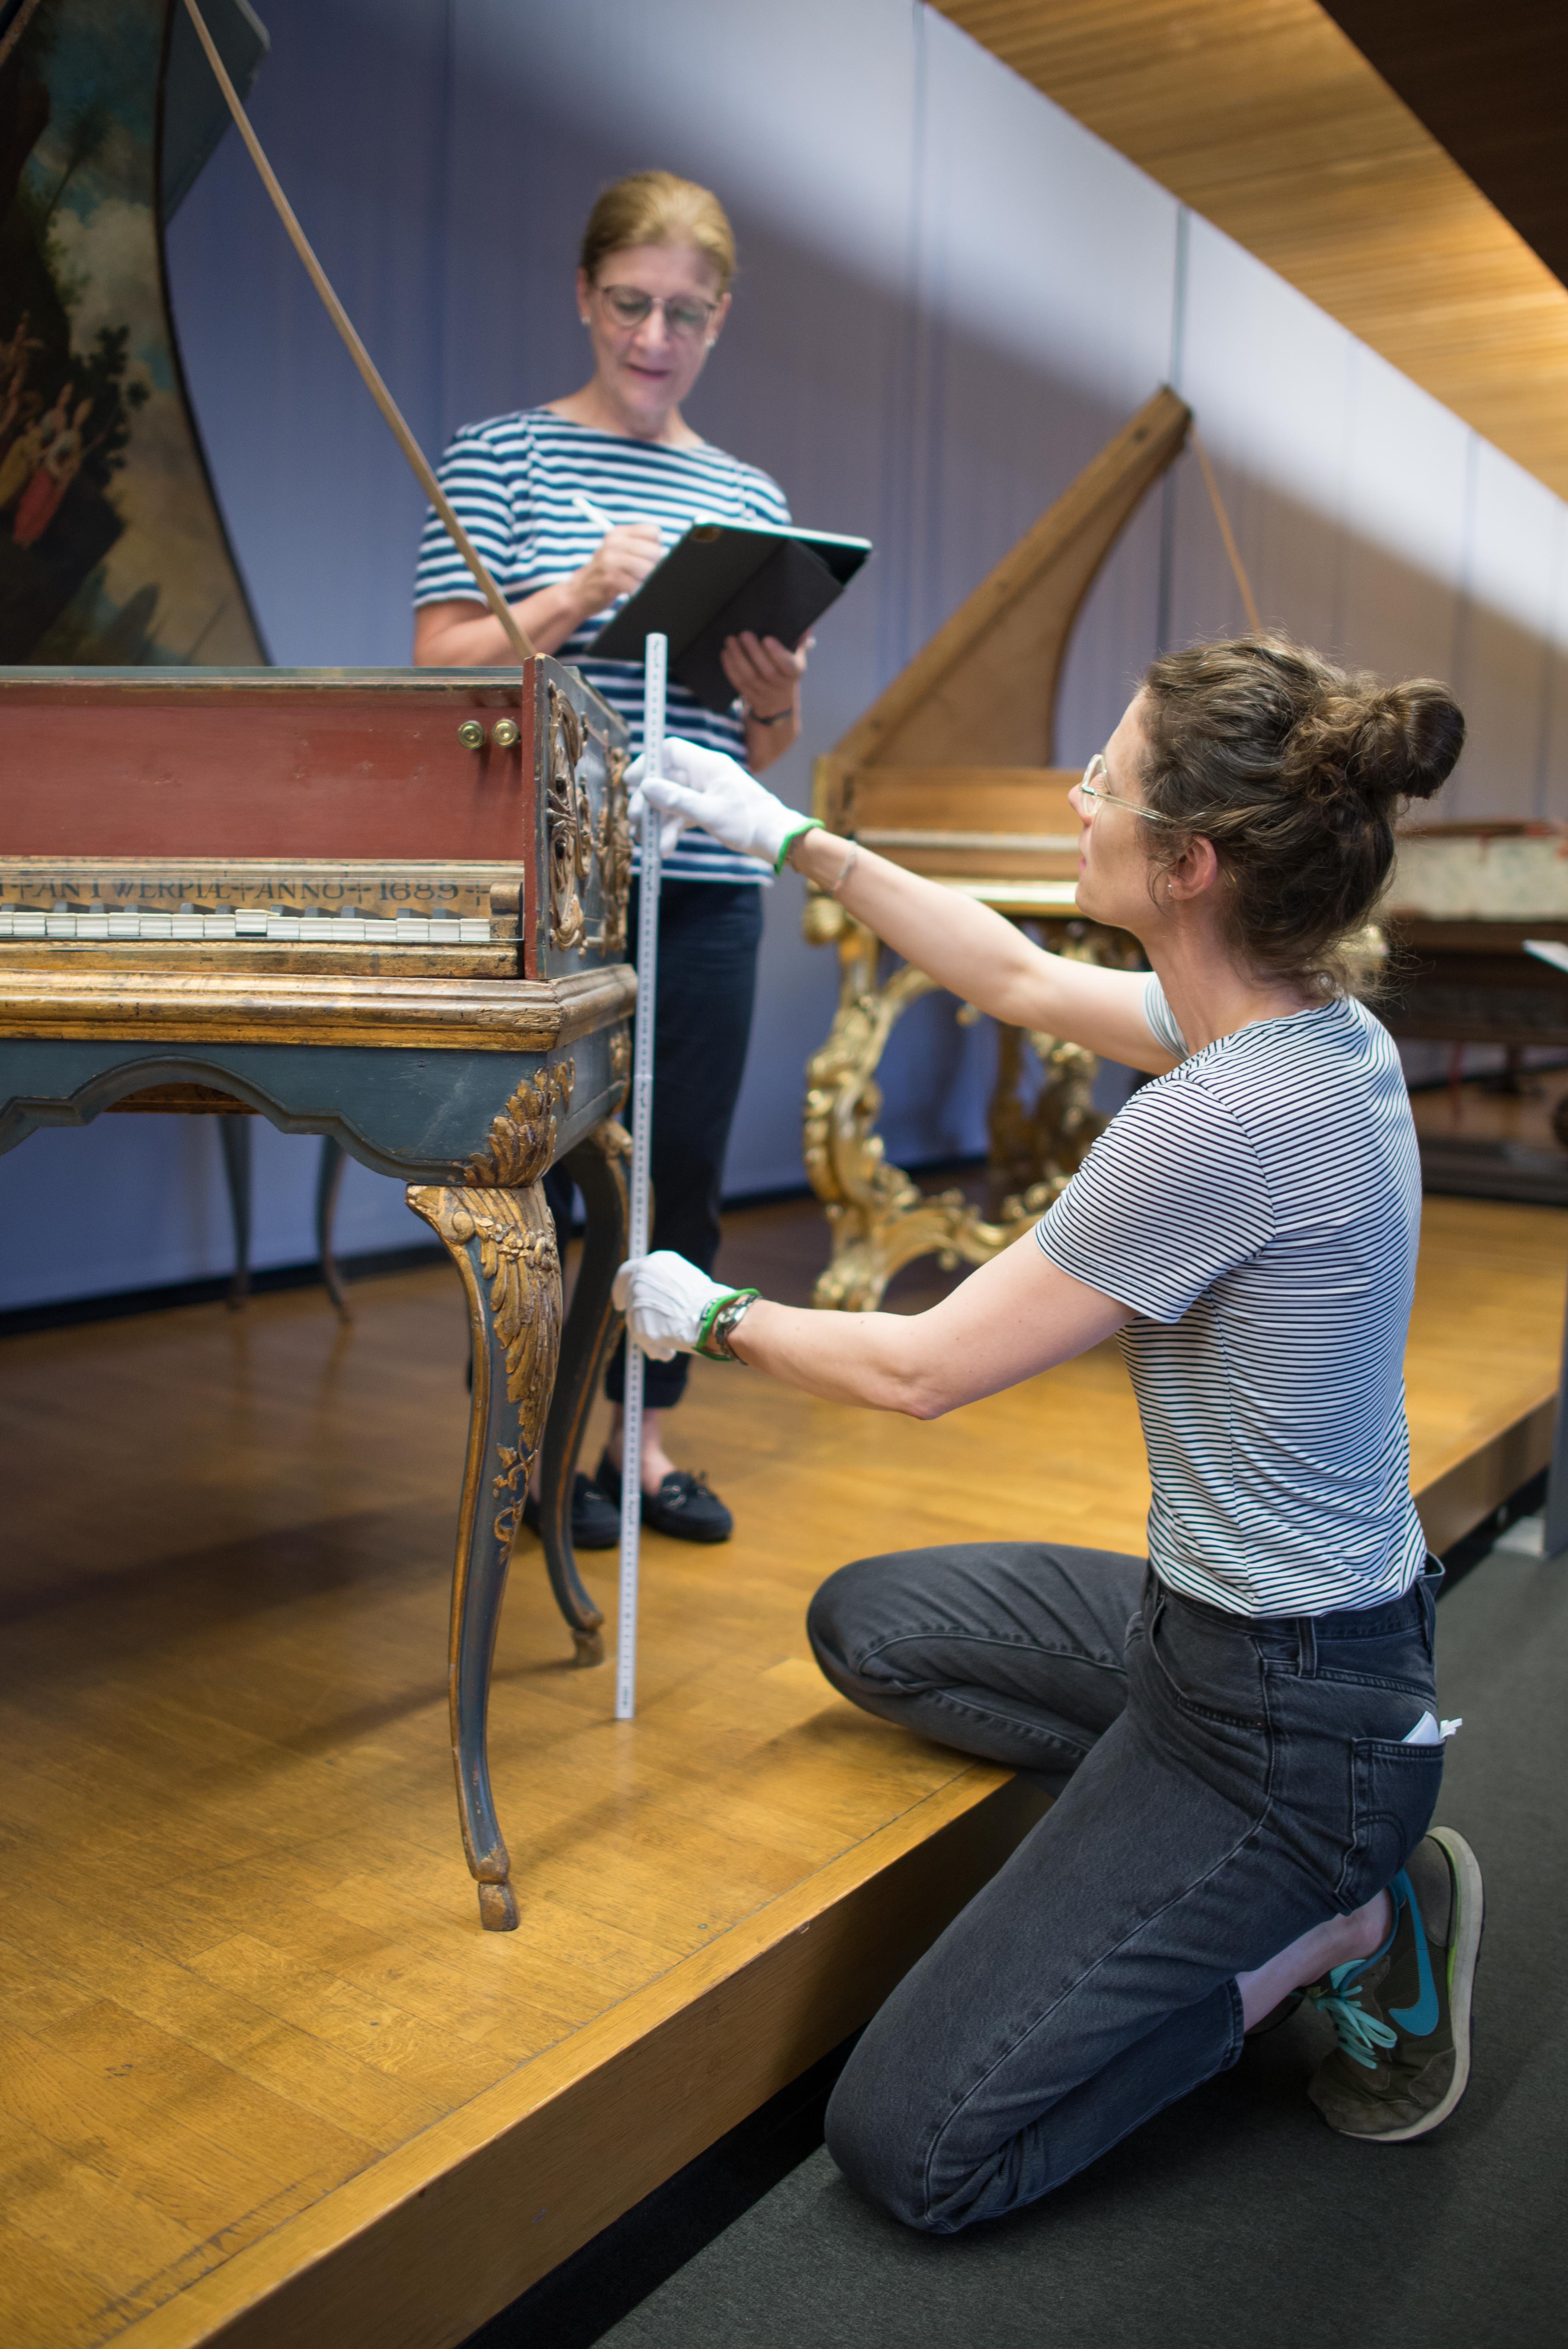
[[694, 1288, 761, 1362], [773, 817, 823, 875]]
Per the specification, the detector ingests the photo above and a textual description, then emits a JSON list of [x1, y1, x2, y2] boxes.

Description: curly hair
[[1136, 635, 1465, 995]]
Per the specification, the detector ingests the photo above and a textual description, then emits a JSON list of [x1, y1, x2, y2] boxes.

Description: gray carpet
[[601, 1551, 1568, 2349]]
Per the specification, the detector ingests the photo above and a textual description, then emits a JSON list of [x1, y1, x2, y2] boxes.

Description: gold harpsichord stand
[[803, 387, 1191, 1309]]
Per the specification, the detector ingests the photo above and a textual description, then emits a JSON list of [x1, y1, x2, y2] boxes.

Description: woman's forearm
[[413, 581, 592, 666], [789, 826, 1055, 1029], [727, 1239, 1132, 1415], [728, 1297, 952, 1416], [745, 705, 801, 774]]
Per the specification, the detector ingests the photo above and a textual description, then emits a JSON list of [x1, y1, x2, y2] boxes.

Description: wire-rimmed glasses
[[1077, 751, 1182, 826], [596, 284, 720, 339]]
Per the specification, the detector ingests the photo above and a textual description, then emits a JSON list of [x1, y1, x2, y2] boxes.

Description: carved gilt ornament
[[547, 689, 633, 958], [463, 1059, 575, 1190]]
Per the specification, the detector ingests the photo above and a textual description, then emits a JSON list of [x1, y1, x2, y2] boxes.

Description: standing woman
[[618, 636, 1483, 2225], [415, 171, 806, 1548]]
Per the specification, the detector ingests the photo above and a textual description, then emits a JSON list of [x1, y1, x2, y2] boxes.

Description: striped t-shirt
[[413, 408, 792, 884], [1037, 978, 1427, 1618]]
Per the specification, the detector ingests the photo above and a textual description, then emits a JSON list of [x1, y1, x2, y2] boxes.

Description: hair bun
[[1348, 680, 1464, 806]]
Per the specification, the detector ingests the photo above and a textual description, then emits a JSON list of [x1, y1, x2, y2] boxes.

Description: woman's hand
[[721, 629, 809, 719], [572, 521, 664, 622], [613, 1251, 743, 1359], [724, 629, 809, 775], [626, 737, 816, 866]]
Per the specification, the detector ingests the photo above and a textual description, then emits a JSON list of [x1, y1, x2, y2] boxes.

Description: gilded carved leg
[[801, 901, 1135, 1311], [407, 1180, 562, 1932], [533, 1118, 632, 1667], [986, 1022, 1035, 1215]]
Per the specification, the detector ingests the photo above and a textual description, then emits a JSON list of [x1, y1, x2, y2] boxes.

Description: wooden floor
[[1, 1189, 1563, 2349]]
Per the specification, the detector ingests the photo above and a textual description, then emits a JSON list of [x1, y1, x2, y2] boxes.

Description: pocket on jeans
[[1334, 1738, 1445, 1910], [1145, 1594, 1263, 1726]]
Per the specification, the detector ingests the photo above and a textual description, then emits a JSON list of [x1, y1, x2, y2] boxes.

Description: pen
[[572, 491, 616, 532]]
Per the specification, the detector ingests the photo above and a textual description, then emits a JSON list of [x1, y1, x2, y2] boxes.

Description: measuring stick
[[615, 633, 668, 1720]]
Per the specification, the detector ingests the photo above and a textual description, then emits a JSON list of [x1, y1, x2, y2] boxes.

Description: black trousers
[[546, 878, 764, 1413]]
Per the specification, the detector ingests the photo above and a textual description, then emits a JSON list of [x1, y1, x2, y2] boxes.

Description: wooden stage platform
[[1, 1191, 1563, 2349]]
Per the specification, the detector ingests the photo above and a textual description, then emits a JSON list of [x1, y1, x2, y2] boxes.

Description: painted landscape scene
[[0, 0, 262, 662]]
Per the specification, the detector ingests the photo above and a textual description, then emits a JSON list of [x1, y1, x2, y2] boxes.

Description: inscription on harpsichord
[[0, 859, 514, 911], [0, 859, 524, 950]]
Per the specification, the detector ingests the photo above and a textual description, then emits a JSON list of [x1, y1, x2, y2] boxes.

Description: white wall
[[6, 0, 1568, 1309]]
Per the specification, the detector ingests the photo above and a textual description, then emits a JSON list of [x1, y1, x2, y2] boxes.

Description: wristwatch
[[696, 1288, 759, 1362], [744, 704, 793, 727]]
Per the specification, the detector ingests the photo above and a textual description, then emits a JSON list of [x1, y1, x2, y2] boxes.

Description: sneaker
[[1305, 1826, 1483, 2142], [594, 1451, 734, 1544], [521, 1471, 621, 1551]]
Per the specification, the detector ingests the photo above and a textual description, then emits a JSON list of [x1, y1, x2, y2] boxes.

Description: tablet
[[587, 520, 872, 714]]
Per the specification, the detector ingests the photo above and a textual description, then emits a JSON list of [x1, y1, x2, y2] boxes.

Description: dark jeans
[[808, 1541, 1445, 2232], [546, 878, 763, 1414]]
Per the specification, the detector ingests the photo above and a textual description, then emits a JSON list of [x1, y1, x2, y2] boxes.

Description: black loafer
[[594, 1452, 734, 1544], [521, 1471, 622, 1551]]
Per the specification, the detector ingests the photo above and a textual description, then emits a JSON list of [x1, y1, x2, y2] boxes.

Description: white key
[[13, 912, 45, 937], [459, 918, 493, 943], [45, 913, 78, 937]]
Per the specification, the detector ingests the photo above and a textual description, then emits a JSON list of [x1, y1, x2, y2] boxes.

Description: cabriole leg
[[407, 1180, 562, 1932], [316, 1136, 351, 1321], [219, 1115, 253, 1309], [535, 1120, 631, 1666]]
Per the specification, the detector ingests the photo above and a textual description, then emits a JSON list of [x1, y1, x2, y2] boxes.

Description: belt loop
[[1297, 1615, 1317, 1676]]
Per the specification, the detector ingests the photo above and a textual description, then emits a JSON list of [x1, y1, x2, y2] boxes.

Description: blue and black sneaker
[[1306, 1827, 1483, 2141]]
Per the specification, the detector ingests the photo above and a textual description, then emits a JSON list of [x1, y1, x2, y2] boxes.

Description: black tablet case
[[586, 522, 871, 714]]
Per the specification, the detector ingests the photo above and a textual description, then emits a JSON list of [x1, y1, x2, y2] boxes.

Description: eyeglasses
[[595, 284, 720, 339], [1076, 752, 1183, 826]]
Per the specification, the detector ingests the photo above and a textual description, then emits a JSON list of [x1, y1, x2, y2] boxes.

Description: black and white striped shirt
[[1037, 979, 1427, 1617], [413, 409, 792, 884]]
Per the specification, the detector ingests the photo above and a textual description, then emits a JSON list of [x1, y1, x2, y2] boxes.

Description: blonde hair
[[579, 171, 736, 294]]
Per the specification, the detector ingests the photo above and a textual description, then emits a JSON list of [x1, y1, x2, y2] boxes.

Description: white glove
[[613, 1249, 742, 1360], [625, 737, 818, 870]]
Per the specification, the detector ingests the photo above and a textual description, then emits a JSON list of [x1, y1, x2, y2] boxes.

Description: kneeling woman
[[616, 635, 1483, 2232]]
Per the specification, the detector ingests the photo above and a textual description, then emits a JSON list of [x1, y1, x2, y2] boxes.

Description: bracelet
[[745, 705, 794, 727], [774, 816, 822, 874], [829, 839, 859, 899], [694, 1288, 760, 1362]]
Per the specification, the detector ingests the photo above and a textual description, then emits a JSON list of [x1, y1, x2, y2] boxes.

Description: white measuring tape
[[614, 632, 667, 1721]]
